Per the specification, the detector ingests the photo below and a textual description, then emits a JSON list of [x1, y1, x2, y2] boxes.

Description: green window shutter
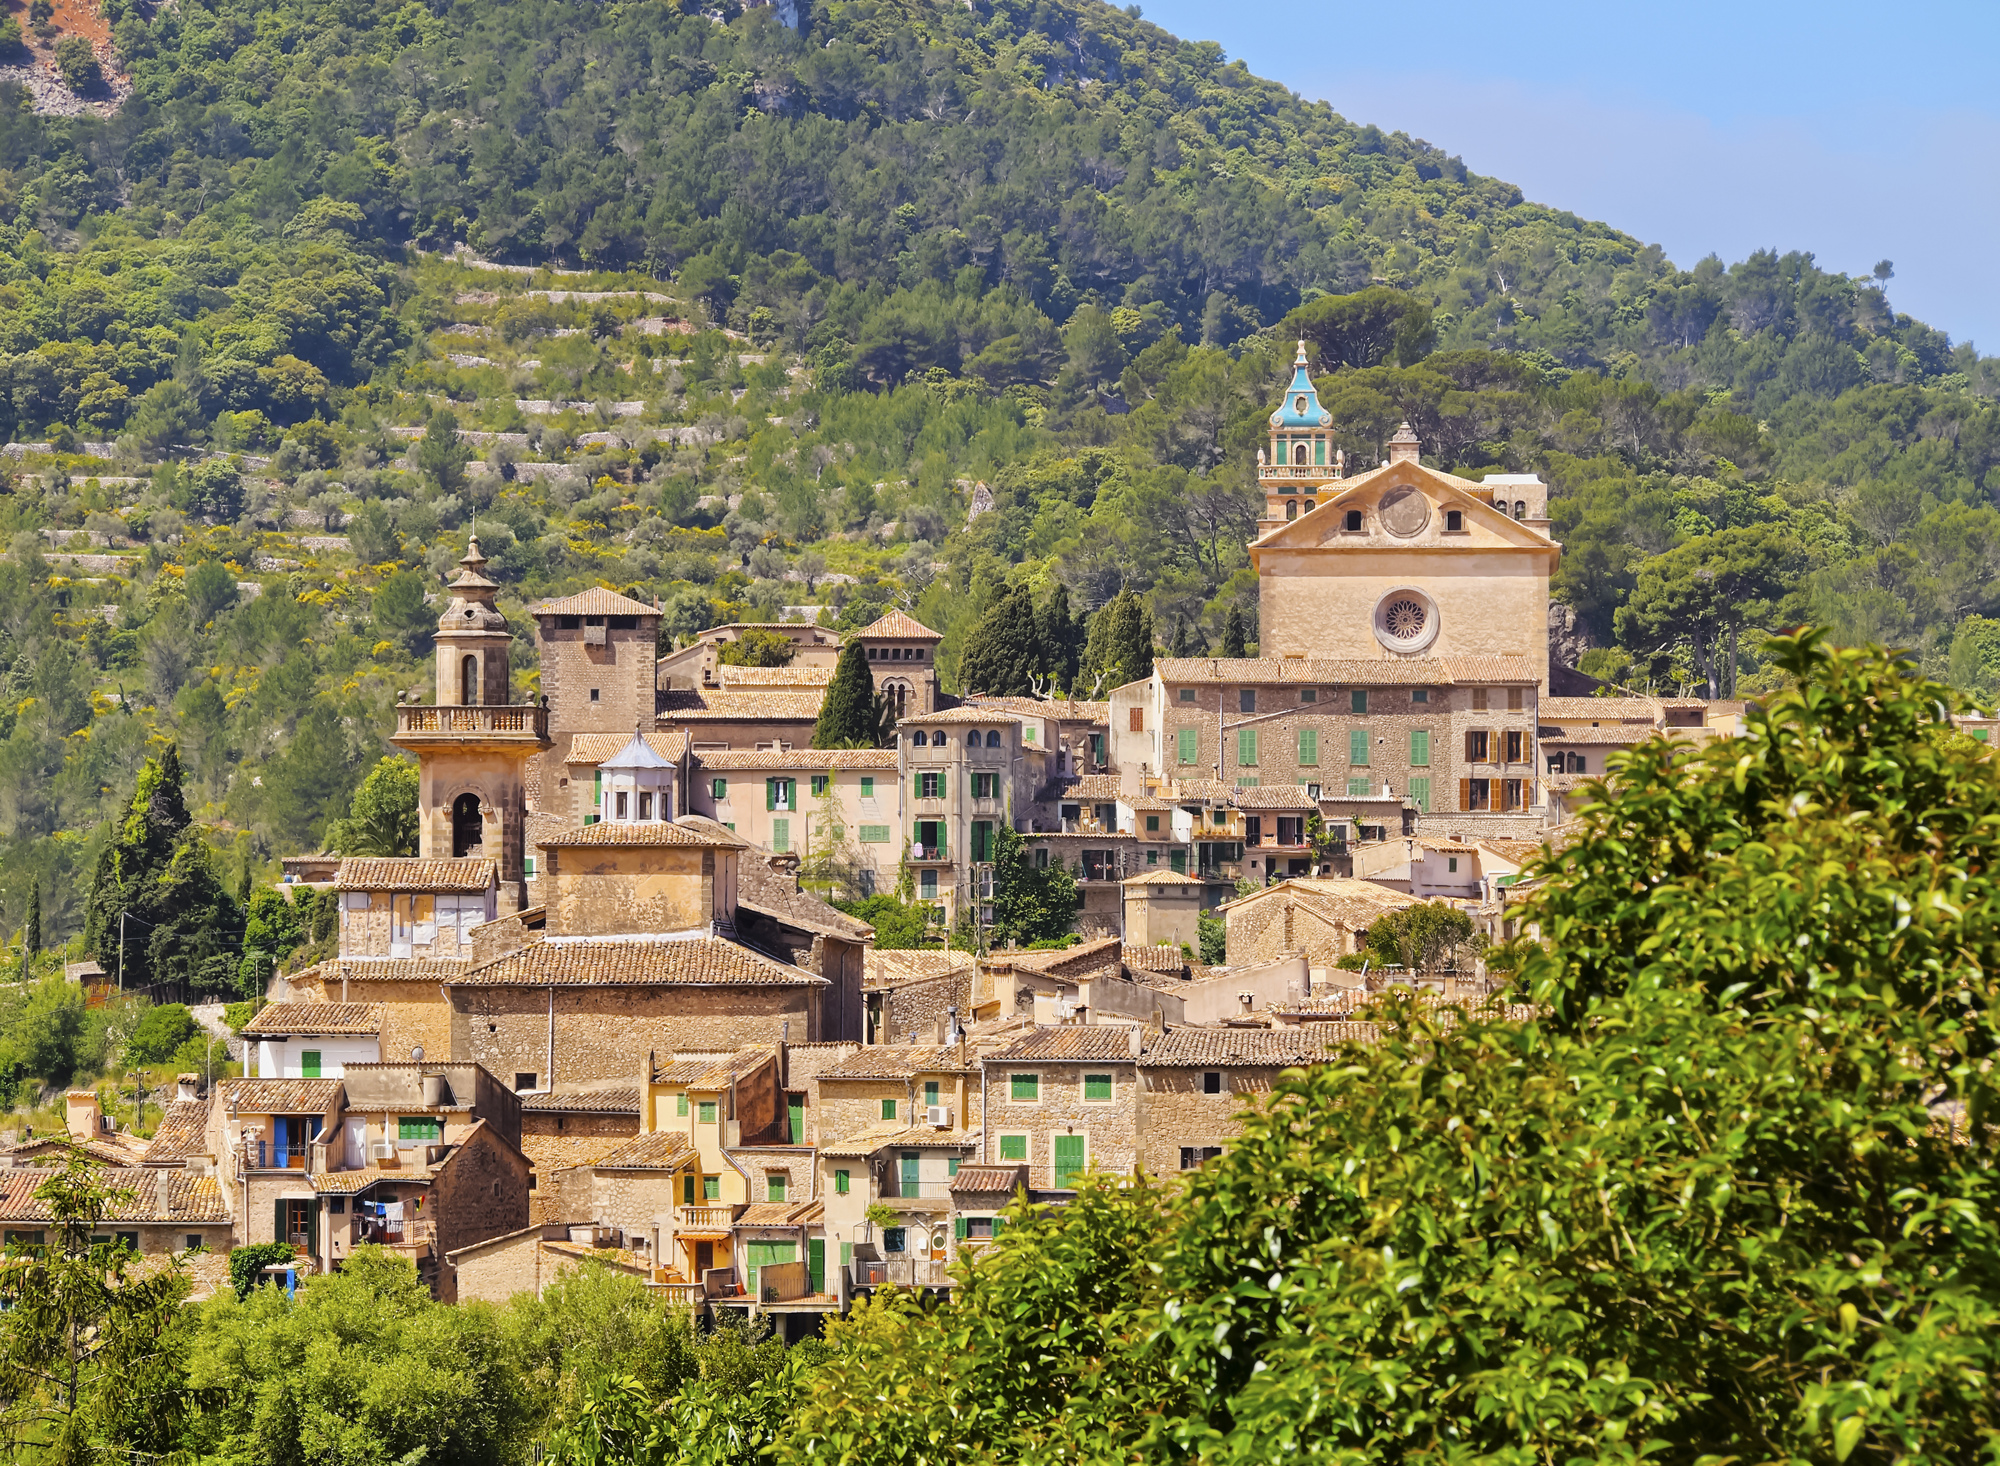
[[882, 1098, 897, 1120], [771, 817, 790, 853], [947, 1156, 959, 1176], [1351, 690, 1368, 714], [713, 778, 726, 800], [698, 1100, 717, 1123], [301, 1051, 321, 1078], [1350, 729, 1369, 766], [841, 1241, 853, 1266], [788, 1095, 805, 1143], [812, 775, 828, 797], [1010, 1074, 1038, 1102], [991, 1216, 1006, 1237], [1410, 777, 1431, 813], [860, 824, 889, 844], [1298, 729, 1317, 765], [1348, 778, 1372, 797], [1053, 1134, 1086, 1189], [766, 779, 776, 812], [1177, 728, 1196, 765], [954, 1215, 966, 1241], [703, 1174, 720, 1201], [899, 1152, 919, 1192], [999, 1134, 1027, 1161], [835, 1169, 850, 1195], [1410, 729, 1430, 767], [923, 1081, 940, 1106], [768, 1173, 786, 1202], [914, 771, 924, 798], [1084, 1073, 1111, 1101], [1237, 729, 1257, 765], [593, 769, 601, 810], [676, 1093, 688, 1117], [683, 1174, 695, 1205], [860, 776, 874, 797]]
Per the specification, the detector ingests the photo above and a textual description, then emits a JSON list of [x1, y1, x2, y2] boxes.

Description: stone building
[[655, 622, 843, 692], [528, 586, 662, 810], [241, 1003, 383, 1080], [1134, 1027, 1340, 1177], [1121, 869, 1205, 950], [978, 1026, 1146, 1191], [1218, 877, 1419, 976], [333, 859, 498, 963]]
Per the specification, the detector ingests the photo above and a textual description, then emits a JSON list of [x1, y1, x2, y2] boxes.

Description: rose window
[[1383, 598, 1426, 640], [1371, 587, 1440, 654]]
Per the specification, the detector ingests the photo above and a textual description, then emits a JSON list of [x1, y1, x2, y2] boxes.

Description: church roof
[[1269, 341, 1332, 430], [597, 731, 676, 771], [532, 586, 660, 618], [854, 609, 943, 641]]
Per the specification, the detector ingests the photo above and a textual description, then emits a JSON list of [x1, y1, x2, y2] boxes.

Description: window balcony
[[394, 704, 550, 741], [908, 845, 951, 863]]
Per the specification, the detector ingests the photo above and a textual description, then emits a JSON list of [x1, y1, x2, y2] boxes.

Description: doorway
[[452, 793, 483, 856]]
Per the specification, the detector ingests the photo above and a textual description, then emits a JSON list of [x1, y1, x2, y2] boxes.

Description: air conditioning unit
[[369, 1141, 398, 1165], [926, 1105, 952, 1128]]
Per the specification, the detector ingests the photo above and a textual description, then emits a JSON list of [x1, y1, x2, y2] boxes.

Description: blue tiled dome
[[1269, 340, 1332, 429]]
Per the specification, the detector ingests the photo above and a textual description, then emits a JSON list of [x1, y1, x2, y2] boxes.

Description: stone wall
[[815, 1073, 976, 1148], [729, 1144, 814, 1205], [1224, 895, 1360, 971], [541, 846, 717, 936], [873, 970, 973, 1045], [1137, 1065, 1287, 1176], [286, 977, 456, 1067], [535, 618, 659, 814], [432, 1122, 534, 1301], [414, 744, 536, 892], [519, 1112, 637, 1181], [449, 1225, 549, 1304], [980, 1059, 1140, 1190], [449, 985, 821, 1087]]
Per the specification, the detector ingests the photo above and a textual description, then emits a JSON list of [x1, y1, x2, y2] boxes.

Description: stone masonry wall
[[543, 847, 714, 936], [449, 985, 819, 1087], [1224, 898, 1358, 971], [284, 976, 455, 1069], [451, 1227, 548, 1304], [535, 620, 658, 815], [1137, 1066, 1286, 1176], [876, 970, 973, 1045], [519, 1113, 638, 1181], [980, 1059, 1139, 1190], [433, 1124, 533, 1301], [815, 1073, 977, 1148]]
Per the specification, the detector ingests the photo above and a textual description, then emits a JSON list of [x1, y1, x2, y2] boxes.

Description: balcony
[[908, 845, 950, 864], [1257, 464, 1337, 481], [848, 1258, 954, 1290], [676, 1204, 742, 1233], [648, 1280, 707, 1308], [394, 704, 550, 741]]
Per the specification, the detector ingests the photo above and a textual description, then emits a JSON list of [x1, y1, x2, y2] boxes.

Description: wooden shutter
[[914, 771, 924, 799], [1298, 728, 1317, 765], [1410, 729, 1429, 766], [1129, 708, 1144, 732], [1349, 729, 1368, 767], [766, 779, 776, 811], [1177, 728, 1196, 764], [1460, 778, 1471, 811]]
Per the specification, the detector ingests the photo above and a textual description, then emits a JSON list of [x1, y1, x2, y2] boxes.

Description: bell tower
[[391, 533, 553, 910]]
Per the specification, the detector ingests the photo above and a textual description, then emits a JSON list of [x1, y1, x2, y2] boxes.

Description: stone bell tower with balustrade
[[391, 533, 551, 910], [1256, 340, 1348, 528]]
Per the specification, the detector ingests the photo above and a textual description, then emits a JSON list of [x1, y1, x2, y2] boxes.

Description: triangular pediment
[[1252, 461, 1552, 553]]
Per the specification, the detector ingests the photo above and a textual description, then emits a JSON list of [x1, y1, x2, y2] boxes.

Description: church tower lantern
[[1258, 340, 1344, 527]]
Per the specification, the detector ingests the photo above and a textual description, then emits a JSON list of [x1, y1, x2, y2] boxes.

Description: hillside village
[[1, 344, 1844, 1320]]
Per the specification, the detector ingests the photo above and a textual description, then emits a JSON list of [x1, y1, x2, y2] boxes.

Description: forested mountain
[[0, 0, 1998, 975]]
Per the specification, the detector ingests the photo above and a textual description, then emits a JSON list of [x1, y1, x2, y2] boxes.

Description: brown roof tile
[[1155, 656, 1538, 686], [565, 732, 690, 766], [948, 1163, 1028, 1197], [986, 1027, 1142, 1063], [716, 664, 836, 688], [336, 859, 496, 893], [450, 937, 826, 988], [1143, 1027, 1341, 1067], [241, 1003, 384, 1038], [1538, 726, 1665, 745], [693, 748, 899, 770], [854, 609, 943, 641], [1229, 785, 1319, 810], [140, 1097, 211, 1165], [520, 1088, 641, 1114], [294, 958, 471, 986], [733, 1200, 824, 1227], [657, 689, 826, 721], [818, 1121, 977, 1158], [817, 1046, 974, 1081], [1539, 697, 1660, 721], [535, 820, 742, 849], [532, 586, 660, 618], [1122, 944, 1192, 973], [590, 1131, 696, 1170], [0, 1167, 226, 1223], [863, 950, 974, 988], [1121, 870, 1203, 887], [1051, 774, 1124, 801], [215, 1078, 344, 1114], [963, 695, 1110, 723], [738, 855, 874, 940]]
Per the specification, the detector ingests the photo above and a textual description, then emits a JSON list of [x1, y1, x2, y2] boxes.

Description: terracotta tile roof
[[682, 1050, 779, 1090], [1122, 870, 1203, 887], [1474, 838, 1547, 864], [292, 958, 471, 986], [1229, 785, 1319, 810], [241, 1003, 384, 1037], [520, 1087, 641, 1114], [716, 663, 836, 688], [534, 820, 742, 848], [1143, 1027, 1341, 1067], [531, 586, 660, 618], [818, 1122, 977, 1158], [1538, 726, 1661, 745], [590, 1131, 696, 1170], [863, 950, 974, 988], [141, 1097, 211, 1165], [1539, 697, 1660, 721], [965, 696, 1109, 723], [312, 1165, 439, 1194], [450, 936, 826, 988], [336, 859, 496, 892], [738, 856, 874, 940], [0, 1167, 226, 1223], [1050, 774, 1124, 801], [897, 706, 1017, 727], [854, 609, 942, 641], [1122, 944, 1192, 974], [692, 748, 899, 769], [0, 1134, 150, 1165], [734, 1200, 824, 1227], [949, 1163, 1028, 1197], [817, 1046, 974, 1080], [657, 689, 826, 721], [986, 937, 1124, 977], [564, 732, 689, 766], [1172, 778, 1236, 803], [1154, 656, 1538, 686], [1219, 876, 1417, 919], [1271, 1019, 1384, 1043], [215, 1078, 344, 1114], [986, 1027, 1142, 1063], [671, 815, 752, 848]]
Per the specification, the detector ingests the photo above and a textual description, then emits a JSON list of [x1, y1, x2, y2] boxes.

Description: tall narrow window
[[460, 655, 478, 706]]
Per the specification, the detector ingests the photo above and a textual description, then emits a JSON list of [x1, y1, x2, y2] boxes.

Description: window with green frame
[[811, 774, 828, 796], [711, 777, 727, 800], [998, 1134, 1027, 1161], [881, 1098, 897, 1120], [1010, 1073, 1039, 1102], [1349, 728, 1369, 766], [702, 1174, 720, 1201], [1347, 778, 1373, 797], [1410, 729, 1430, 766], [697, 1100, 717, 1124], [771, 817, 791, 852], [1409, 776, 1432, 812], [859, 824, 890, 843], [675, 1093, 689, 1117], [1351, 689, 1368, 714], [682, 1174, 696, 1205], [1083, 1073, 1112, 1101], [834, 1168, 850, 1195], [1297, 728, 1318, 765], [1237, 728, 1258, 765], [301, 1050, 322, 1078], [1176, 727, 1197, 764], [397, 1116, 441, 1141], [1053, 1134, 1086, 1189], [767, 1172, 787, 1202]]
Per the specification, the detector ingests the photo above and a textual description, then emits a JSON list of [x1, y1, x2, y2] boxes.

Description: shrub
[[53, 34, 100, 92]]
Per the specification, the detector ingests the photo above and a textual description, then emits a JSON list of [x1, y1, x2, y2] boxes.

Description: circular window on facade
[[1372, 587, 1440, 654], [1377, 485, 1429, 538]]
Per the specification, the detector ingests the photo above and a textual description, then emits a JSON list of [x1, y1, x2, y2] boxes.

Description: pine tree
[[1222, 606, 1247, 657], [813, 641, 889, 748], [957, 586, 1042, 697]]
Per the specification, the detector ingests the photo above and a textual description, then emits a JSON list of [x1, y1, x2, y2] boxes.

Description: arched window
[[986, 731, 1002, 748], [461, 655, 478, 706], [1304, 499, 1315, 513], [1293, 442, 1308, 466], [1514, 500, 1527, 519], [892, 683, 909, 718], [966, 733, 980, 749], [911, 730, 927, 747], [452, 793, 483, 857], [1344, 510, 1363, 532], [1285, 500, 1298, 521]]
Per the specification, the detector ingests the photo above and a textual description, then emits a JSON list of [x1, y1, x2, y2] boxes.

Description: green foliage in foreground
[[763, 632, 2000, 1463]]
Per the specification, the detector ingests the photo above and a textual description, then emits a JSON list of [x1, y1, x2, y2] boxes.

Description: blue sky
[[1138, 0, 2000, 351]]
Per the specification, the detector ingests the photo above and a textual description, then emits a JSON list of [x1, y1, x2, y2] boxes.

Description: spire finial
[[1295, 338, 1309, 365]]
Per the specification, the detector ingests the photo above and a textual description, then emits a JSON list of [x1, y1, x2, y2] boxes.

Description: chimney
[[1237, 991, 1255, 1015], [1127, 1025, 1144, 1058], [65, 1090, 101, 1142], [175, 1073, 202, 1104], [1387, 421, 1421, 466]]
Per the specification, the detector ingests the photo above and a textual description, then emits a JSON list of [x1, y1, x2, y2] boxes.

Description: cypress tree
[[957, 586, 1041, 696], [1223, 606, 1247, 657], [1079, 589, 1155, 693], [813, 640, 888, 748], [1037, 586, 1084, 693], [19, 884, 38, 980]]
